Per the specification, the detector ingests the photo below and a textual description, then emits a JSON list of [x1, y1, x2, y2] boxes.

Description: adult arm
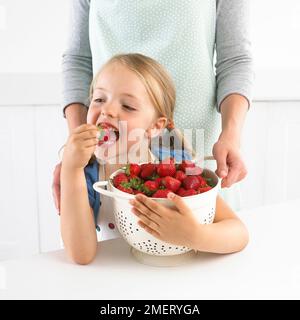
[[214, 0, 254, 187], [62, 0, 93, 131]]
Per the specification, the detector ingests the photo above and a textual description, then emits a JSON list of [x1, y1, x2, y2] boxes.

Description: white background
[[0, 0, 300, 260]]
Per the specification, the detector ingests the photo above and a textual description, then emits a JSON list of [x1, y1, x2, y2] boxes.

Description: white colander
[[93, 164, 220, 260]]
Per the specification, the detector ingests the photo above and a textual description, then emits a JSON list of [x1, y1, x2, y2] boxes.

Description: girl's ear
[[146, 117, 168, 138]]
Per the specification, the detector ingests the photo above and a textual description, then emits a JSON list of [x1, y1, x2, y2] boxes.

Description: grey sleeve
[[215, 0, 254, 112], [61, 0, 93, 118]]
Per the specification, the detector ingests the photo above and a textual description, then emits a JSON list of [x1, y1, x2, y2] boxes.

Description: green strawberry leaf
[[149, 173, 159, 180], [120, 181, 132, 189], [125, 164, 130, 176], [129, 177, 143, 189]]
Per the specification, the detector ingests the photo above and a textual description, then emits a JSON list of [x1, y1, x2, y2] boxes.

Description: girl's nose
[[101, 100, 118, 118]]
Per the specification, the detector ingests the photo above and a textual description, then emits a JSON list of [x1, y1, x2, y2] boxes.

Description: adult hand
[[212, 131, 247, 188], [52, 162, 62, 214], [215, 94, 249, 188]]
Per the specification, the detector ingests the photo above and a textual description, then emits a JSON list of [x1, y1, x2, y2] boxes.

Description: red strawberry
[[177, 188, 187, 197], [113, 173, 128, 187], [125, 163, 141, 176], [198, 186, 212, 194], [179, 160, 195, 172], [117, 185, 134, 194], [152, 189, 172, 198], [175, 170, 187, 182], [157, 163, 176, 177], [182, 176, 201, 190], [183, 189, 197, 196], [177, 188, 197, 197], [133, 189, 144, 195], [196, 175, 208, 187], [140, 163, 156, 179], [154, 177, 163, 186], [141, 163, 156, 170], [143, 180, 159, 194], [161, 176, 181, 192]]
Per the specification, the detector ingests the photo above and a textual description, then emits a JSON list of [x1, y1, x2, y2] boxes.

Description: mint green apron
[[89, 0, 241, 210]]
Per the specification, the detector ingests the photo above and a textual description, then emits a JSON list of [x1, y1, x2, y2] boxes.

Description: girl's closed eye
[[93, 98, 136, 111], [122, 104, 136, 111], [94, 98, 105, 103]]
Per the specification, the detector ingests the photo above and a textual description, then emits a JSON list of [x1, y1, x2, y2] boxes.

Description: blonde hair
[[89, 53, 194, 161]]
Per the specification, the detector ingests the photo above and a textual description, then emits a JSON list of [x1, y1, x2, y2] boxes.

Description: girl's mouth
[[97, 122, 120, 146]]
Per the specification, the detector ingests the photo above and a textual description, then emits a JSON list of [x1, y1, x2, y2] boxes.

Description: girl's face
[[87, 62, 166, 162]]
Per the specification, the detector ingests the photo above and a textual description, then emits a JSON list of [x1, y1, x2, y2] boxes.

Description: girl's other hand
[[130, 192, 199, 248], [62, 124, 98, 170]]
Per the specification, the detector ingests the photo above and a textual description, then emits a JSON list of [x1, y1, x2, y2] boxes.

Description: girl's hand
[[62, 124, 98, 170], [129, 192, 199, 248]]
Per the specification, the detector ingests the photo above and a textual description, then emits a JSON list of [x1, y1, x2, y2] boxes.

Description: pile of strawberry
[[112, 159, 213, 198]]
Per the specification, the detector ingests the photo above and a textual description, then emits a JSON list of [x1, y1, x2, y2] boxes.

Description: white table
[[1, 199, 300, 300]]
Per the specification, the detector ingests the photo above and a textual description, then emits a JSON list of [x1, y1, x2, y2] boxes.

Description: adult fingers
[[213, 144, 229, 179], [221, 160, 247, 188]]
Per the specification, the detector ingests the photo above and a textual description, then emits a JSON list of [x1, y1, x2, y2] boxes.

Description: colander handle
[[93, 181, 134, 200]]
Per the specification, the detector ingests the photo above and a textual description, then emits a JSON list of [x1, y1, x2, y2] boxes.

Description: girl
[[60, 53, 248, 265]]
